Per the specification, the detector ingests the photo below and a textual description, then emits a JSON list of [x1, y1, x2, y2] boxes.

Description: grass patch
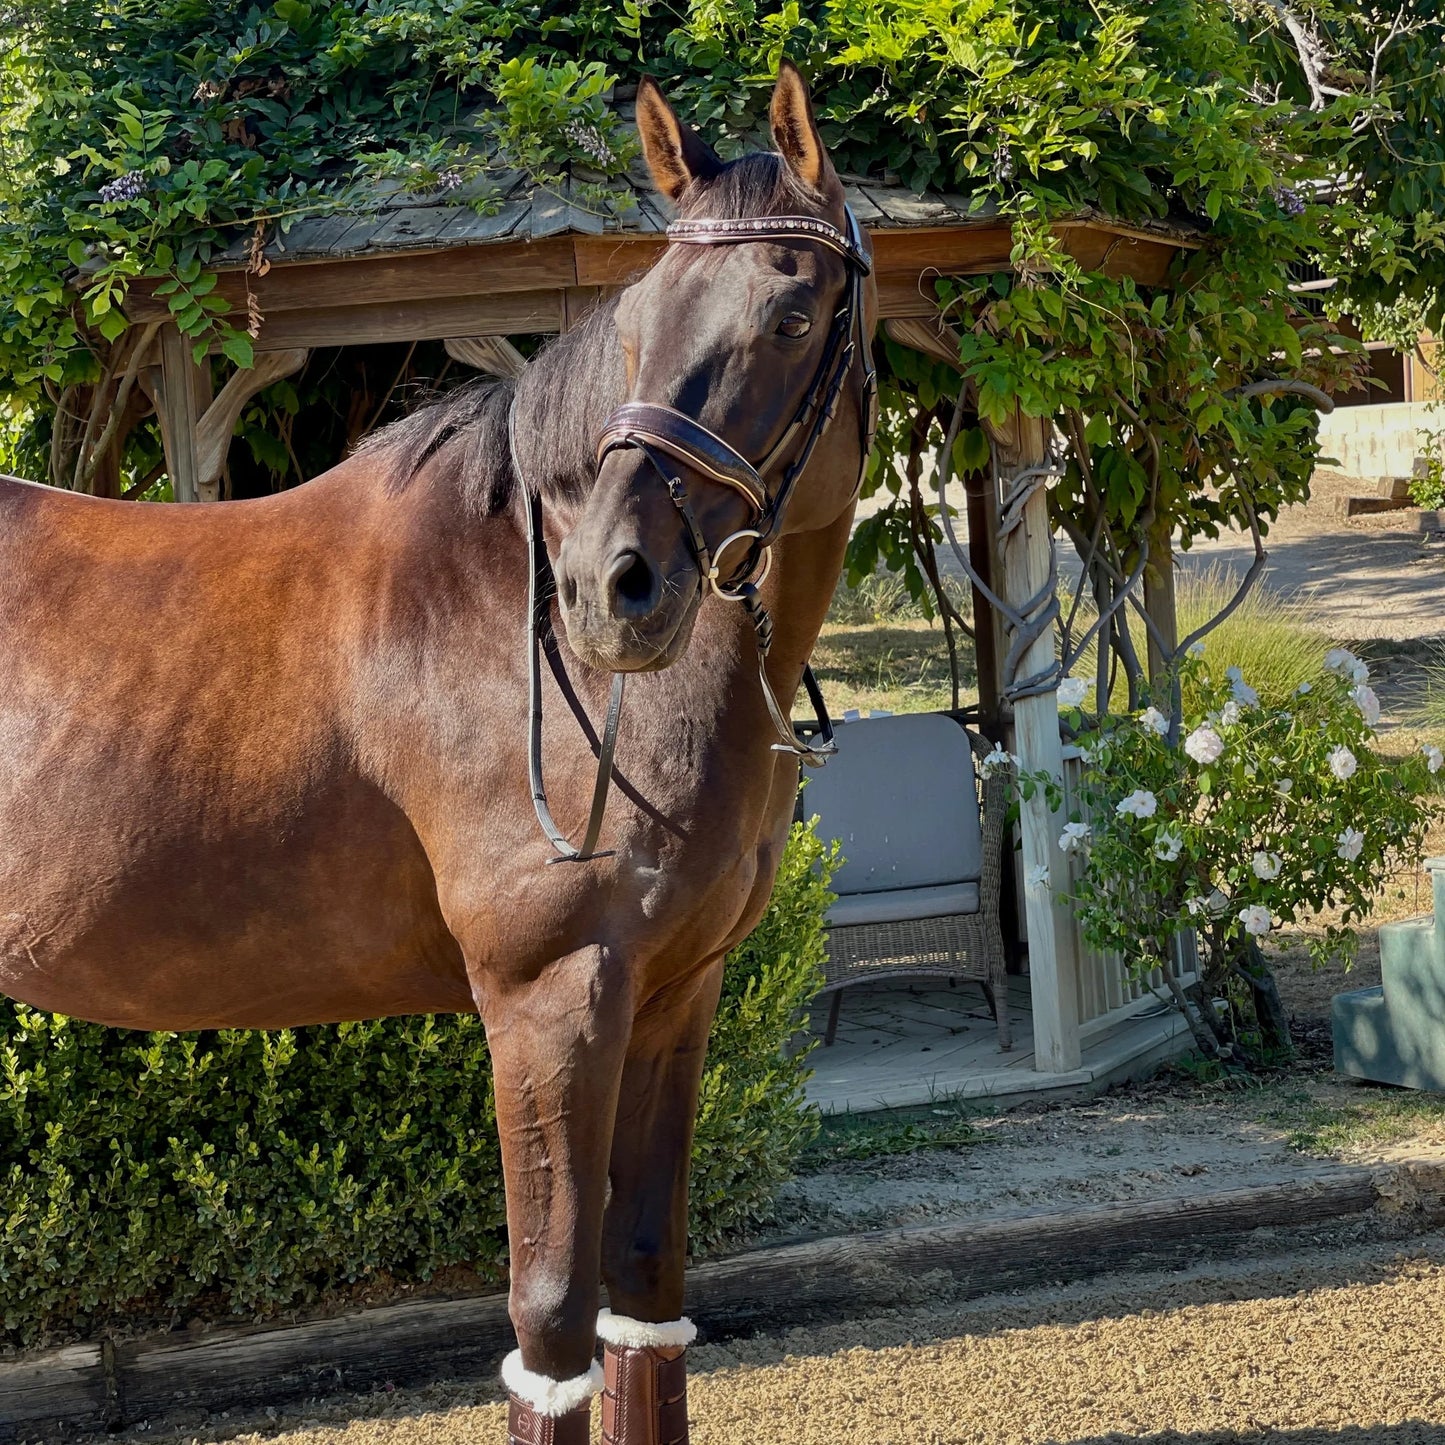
[[799, 1100, 987, 1169], [808, 621, 972, 715], [1407, 646, 1445, 730], [1069, 568, 1333, 710], [827, 571, 971, 626], [804, 570, 978, 716], [1256, 1088, 1445, 1156]]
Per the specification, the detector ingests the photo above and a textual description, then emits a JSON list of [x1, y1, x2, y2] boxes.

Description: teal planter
[[1333, 857, 1445, 1092]]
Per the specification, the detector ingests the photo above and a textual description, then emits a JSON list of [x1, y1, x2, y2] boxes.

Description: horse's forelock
[[678, 152, 820, 222]]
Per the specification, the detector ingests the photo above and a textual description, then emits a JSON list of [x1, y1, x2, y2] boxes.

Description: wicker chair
[[805, 713, 1011, 1051]]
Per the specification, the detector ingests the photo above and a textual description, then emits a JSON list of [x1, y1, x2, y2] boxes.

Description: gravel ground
[[82, 1232, 1445, 1445]]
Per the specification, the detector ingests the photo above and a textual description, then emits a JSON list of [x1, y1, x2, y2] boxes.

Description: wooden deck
[[804, 977, 1193, 1115]]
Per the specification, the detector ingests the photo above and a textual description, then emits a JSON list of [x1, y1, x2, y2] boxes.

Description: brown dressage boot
[[501, 1350, 601, 1445], [596, 1309, 697, 1445]]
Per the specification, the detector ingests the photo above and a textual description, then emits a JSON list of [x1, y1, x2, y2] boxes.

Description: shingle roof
[[215, 102, 1198, 270]]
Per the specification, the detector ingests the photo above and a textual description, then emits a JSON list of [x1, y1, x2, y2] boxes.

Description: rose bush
[[1025, 646, 1437, 1061]]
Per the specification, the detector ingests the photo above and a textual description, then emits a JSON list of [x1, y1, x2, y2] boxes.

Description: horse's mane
[[359, 152, 820, 515]]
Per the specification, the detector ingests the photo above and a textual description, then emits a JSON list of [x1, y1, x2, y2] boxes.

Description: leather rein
[[517, 205, 878, 862]]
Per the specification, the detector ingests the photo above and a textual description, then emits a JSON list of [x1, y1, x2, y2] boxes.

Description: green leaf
[[220, 332, 254, 369]]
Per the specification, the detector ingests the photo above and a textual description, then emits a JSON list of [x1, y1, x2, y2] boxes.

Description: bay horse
[[0, 64, 875, 1444]]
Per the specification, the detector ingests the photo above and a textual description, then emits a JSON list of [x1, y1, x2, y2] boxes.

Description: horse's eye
[[777, 312, 812, 339]]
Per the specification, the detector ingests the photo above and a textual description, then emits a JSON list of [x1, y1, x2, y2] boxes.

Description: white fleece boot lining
[[501, 1351, 604, 1416], [596, 1308, 698, 1350]]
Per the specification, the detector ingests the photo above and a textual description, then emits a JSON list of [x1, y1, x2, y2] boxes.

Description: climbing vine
[[0, 0, 1439, 502]]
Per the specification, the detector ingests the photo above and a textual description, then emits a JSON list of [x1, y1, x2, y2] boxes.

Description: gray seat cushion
[[805, 713, 984, 899], [825, 880, 981, 928]]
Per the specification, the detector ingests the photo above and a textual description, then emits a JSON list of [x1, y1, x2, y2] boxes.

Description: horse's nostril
[[559, 568, 578, 609], [606, 550, 660, 618]]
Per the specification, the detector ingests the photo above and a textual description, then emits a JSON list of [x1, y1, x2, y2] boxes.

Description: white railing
[[1057, 747, 1198, 1045]]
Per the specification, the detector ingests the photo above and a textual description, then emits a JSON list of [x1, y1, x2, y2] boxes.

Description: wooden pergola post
[[992, 408, 1082, 1074], [157, 324, 204, 503]]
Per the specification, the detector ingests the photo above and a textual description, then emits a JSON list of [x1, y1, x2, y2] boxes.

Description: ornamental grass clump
[[1041, 646, 1436, 1063]]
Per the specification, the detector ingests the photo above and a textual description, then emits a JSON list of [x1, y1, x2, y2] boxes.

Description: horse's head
[[553, 63, 877, 674]]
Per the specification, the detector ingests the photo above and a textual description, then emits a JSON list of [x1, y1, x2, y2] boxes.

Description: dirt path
[[86, 1233, 1445, 1445], [764, 1074, 1367, 1240], [1181, 472, 1445, 646]]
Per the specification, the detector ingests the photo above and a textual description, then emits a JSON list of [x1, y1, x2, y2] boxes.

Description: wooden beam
[[561, 284, 606, 332], [156, 325, 204, 503], [989, 408, 1082, 1074], [871, 224, 1016, 277], [444, 335, 527, 378], [574, 234, 666, 287], [126, 216, 1194, 339], [125, 236, 579, 323], [1054, 222, 1184, 288], [248, 290, 563, 351], [194, 349, 309, 497]]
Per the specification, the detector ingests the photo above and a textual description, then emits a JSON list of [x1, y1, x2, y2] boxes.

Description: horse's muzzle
[[554, 536, 698, 673]]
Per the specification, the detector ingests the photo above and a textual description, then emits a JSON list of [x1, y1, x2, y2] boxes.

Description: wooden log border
[[0, 1169, 1398, 1436]]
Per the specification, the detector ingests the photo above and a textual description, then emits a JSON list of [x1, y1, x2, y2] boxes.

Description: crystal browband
[[665, 215, 873, 275]]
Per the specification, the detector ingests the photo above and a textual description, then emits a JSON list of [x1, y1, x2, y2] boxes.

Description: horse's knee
[[509, 1270, 599, 1379]]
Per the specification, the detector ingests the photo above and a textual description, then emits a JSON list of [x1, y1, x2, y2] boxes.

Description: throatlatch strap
[[525, 486, 626, 863]]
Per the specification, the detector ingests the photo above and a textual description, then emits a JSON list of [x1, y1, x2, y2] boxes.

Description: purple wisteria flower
[[99, 171, 147, 204], [435, 169, 464, 193], [993, 145, 1015, 183], [565, 119, 615, 167], [1270, 183, 1306, 217]]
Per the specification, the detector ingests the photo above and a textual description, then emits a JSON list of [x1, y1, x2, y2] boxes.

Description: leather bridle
[[520, 205, 878, 862]]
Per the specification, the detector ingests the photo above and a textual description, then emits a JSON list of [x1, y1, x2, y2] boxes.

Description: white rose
[[1225, 666, 1259, 707], [1188, 887, 1229, 918], [1275, 778, 1294, 795], [1058, 822, 1092, 854], [1139, 706, 1170, 737], [1350, 684, 1381, 727], [1026, 864, 1051, 889], [1324, 647, 1368, 685], [978, 743, 1019, 778], [1296, 681, 1312, 695], [1220, 700, 1242, 727], [1239, 904, 1273, 937], [1251, 851, 1282, 880], [1424, 745, 1443, 774], [1154, 829, 1184, 862], [1336, 827, 1364, 862], [1184, 724, 1225, 765], [1056, 675, 1090, 708], [1328, 745, 1357, 781], [1116, 789, 1158, 819]]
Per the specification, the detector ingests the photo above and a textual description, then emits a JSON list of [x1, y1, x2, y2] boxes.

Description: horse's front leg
[[482, 944, 633, 1443], [597, 959, 724, 1445]]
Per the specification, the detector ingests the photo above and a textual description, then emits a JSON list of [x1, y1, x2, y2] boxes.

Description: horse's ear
[[635, 76, 721, 202], [770, 60, 838, 198]]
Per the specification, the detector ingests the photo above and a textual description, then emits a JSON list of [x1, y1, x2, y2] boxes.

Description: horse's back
[[0, 471, 471, 1029]]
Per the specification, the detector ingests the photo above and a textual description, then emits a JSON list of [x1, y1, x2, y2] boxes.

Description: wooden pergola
[[122, 162, 1197, 1076]]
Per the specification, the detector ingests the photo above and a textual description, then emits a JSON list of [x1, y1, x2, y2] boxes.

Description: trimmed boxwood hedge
[[0, 822, 834, 1350]]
